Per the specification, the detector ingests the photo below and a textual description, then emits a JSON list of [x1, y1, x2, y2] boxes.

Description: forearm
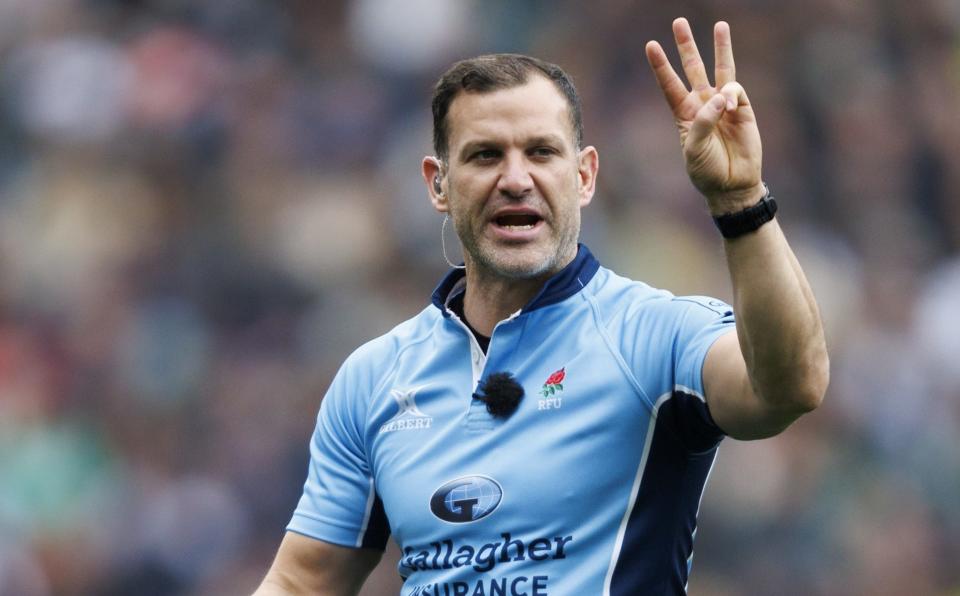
[[253, 568, 320, 596], [252, 575, 297, 596], [722, 216, 829, 412], [253, 567, 365, 596], [251, 533, 380, 596]]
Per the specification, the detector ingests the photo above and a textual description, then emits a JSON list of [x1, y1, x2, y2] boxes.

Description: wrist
[[704, 182, 766, 216], [711, 183, 778, 239]]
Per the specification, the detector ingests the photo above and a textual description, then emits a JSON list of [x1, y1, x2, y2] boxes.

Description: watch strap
[[712, 186, 778, 239]]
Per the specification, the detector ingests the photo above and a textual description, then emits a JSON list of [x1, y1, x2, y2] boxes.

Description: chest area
[[364, 321, 653, 547]]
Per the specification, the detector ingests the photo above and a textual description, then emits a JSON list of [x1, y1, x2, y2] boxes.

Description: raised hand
[[645, 18, 764, 213]]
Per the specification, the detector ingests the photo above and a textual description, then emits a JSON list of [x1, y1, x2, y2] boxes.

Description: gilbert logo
[[538, 368, 565, 411], [379, 386, 433, 434]]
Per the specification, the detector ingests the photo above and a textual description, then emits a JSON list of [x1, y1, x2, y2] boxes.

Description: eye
[[529, 146, 557, 159], [471, 149, 501, 162]]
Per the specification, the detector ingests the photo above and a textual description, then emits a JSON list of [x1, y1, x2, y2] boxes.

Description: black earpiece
[[434, 176, 443, 195]]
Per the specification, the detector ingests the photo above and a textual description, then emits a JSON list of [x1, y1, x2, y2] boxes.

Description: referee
[[254, 18, 828, 596]]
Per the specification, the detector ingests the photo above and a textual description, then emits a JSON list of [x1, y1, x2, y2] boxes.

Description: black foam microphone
[[473, 372, 524, 418]]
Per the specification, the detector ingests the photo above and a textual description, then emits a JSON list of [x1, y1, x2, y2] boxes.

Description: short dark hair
[[430, 54, 583, 161]]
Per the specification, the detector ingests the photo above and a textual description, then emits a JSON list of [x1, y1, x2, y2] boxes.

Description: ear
[[422, 156, 447, 213], [576, 146, 599, 207]]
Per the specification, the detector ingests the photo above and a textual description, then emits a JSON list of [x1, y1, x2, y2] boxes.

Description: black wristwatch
[[711, 185, 778, 239]]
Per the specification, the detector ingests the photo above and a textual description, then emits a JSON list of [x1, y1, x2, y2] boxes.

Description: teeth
[[503, 224, 535, 230]]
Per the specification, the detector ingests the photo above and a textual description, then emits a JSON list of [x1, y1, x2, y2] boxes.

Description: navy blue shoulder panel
[[430, 244, 600, 315], [360, 493, 390, 550]]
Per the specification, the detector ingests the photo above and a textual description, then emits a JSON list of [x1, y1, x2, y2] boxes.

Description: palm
[[646, 19, 763, 208]]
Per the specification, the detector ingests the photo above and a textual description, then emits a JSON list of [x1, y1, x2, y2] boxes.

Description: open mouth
[[494, 213, 542, 231]]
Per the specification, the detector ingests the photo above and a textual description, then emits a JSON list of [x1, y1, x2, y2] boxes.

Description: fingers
[[687, 85, 751, 150], [645, 40, 688, 111], [687, 94, 727, 150], [649, 19, 744, 115], [719, 81, 749, 111], [672, 17, 711, 96], [714, 21, 736, 88]]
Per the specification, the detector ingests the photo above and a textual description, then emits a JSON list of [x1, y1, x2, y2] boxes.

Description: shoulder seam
[[366, 313, 441, 400], [357, 311, 445, 464], [582, 291, 658, 412], [671, 296, 733, 317]]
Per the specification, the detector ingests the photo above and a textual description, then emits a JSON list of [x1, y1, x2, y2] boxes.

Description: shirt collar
[[431, 244, 600, 317]]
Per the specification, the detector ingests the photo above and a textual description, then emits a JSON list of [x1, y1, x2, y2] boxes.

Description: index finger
[[645, 40, 688, 112], [673, 17, 711, 96], [714, 21, 736, 88]]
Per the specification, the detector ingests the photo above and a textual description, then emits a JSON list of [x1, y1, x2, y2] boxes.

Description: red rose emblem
[[541, 368, 566, 398], [546, 368, 565, 386]]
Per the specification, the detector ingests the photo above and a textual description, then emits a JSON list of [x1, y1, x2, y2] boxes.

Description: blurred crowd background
[[0, 0, 957, 594]]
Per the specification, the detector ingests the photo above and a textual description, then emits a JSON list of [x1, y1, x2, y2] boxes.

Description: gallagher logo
[[429, 476, 503, 523]]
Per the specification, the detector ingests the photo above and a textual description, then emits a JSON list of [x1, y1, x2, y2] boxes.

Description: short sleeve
[[667, 296, 735, 451], [287, 359, 390, 550], [619, 292, 735, 452], [671, 296, 736, 395]]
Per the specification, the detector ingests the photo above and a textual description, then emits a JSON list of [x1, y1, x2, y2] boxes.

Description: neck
[[436, 245, 596, 337], [460, 243, 582, 336], [461, 270, 547, 337]]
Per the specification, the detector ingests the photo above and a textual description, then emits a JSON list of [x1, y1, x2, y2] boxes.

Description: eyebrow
[[457, 140, 500, 162], [526, 134, 567, 149]]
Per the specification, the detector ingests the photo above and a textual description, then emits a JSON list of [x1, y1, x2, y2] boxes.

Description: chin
[[479, 247, 560, 280]]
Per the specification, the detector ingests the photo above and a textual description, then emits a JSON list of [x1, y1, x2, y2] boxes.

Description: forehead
[[445, 76, 575, 152]]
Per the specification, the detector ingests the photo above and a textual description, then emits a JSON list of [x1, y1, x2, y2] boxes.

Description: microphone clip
[[473, 372, 525, 419]]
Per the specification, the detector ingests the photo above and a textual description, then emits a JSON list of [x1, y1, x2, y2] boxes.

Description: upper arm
[[288, 352, 391, 551], [703, 331, 806, 440], [254, 531, 382, 596]]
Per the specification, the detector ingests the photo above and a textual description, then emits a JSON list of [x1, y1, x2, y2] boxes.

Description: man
[[254, 18, 828, 596]]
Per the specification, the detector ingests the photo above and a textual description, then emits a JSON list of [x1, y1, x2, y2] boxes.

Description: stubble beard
[[452, 211, 581, 282]]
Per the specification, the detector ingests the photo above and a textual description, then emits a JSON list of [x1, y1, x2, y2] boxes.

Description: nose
[[496, 151, 534, 199]]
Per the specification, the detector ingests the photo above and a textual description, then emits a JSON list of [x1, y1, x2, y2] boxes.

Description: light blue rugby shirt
[[289, 245, 736, 595]]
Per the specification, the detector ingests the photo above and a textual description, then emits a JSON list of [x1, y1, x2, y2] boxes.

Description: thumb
[[686, 94, 726, 150]]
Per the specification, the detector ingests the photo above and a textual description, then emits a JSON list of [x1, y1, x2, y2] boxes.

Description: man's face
[[435, 76, 597, 281]]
